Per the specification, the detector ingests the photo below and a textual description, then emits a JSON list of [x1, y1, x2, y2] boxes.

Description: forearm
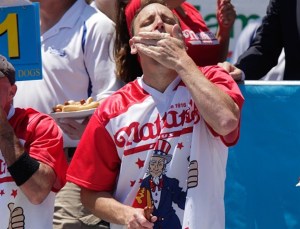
[[81, 188, 137, 225], [176, 56, 240, 136], [215, 0, 236, 62], [1, 134, 23, 164], [215, 27, 231, 62], [2, 139, 55, 204], [20, 163, 56, 204], [0, 110, 56, 204]]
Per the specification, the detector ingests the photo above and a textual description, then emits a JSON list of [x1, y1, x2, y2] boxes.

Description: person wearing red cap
[[0, 55, 68, 228], [115, 0, 236, 82], [67, 1, 244, 228]]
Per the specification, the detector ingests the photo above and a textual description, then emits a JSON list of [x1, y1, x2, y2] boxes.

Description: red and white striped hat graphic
[[153, 139, 172, 163]]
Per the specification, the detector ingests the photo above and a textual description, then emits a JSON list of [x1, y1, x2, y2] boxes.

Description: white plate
[[49, 108, 96, 119]]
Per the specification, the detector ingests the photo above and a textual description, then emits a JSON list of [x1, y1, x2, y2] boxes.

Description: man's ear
[[129, 39, 138, 54], [10, 84, 17, 98]]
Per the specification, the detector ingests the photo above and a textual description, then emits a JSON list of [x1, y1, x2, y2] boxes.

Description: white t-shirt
[[111, 78, 228, 229], [0, 180, 56, 229], [68, 67, 244, 228]]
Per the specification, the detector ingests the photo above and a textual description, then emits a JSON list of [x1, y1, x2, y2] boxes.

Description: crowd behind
[[0, 0, 298, 228]]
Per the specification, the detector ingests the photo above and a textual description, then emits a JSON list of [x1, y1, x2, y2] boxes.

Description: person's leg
[[53, 182, 109, 229]]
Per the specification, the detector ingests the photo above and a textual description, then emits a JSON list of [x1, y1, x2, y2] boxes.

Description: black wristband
[[7, 152, 40, 186]]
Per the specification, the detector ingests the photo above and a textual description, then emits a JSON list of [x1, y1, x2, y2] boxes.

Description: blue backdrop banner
[[226, 82, 300, 229]]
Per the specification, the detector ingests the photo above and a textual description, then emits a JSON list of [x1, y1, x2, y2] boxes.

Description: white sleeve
[[83, 11, 124, 101]]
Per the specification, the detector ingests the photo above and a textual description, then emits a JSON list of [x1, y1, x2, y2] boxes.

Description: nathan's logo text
[[114, 106, 200, 147]]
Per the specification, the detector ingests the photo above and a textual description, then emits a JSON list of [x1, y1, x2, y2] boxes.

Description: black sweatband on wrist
[[7, 152, 40, 186]]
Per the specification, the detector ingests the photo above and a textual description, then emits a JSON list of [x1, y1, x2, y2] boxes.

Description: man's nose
[[154, 17, 165, 32]]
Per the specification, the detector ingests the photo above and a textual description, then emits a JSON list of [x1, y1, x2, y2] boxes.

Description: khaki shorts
[[53, 182, 109, 229]]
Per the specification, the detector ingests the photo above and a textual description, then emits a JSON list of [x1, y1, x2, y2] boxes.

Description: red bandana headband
[[125, 0, 142, 37]]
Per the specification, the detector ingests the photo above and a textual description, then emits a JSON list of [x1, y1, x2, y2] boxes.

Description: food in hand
[[52, 97, 99, 112], [144, 206, 154, 221]]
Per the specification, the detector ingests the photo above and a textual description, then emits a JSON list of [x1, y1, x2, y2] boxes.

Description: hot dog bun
[[62, 101, 99, 112], [52, 97, 99, 112]]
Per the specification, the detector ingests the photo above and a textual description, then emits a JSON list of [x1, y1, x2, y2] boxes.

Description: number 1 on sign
[[0, 13, 19, 58]]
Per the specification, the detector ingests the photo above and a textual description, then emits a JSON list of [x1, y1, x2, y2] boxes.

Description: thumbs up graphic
[[7, 203, 25, 229], [187, 160, 198, 189]]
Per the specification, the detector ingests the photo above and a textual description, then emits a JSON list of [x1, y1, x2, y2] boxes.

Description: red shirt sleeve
[[67, 112, 121, 192], [11, 108, 68, 192]]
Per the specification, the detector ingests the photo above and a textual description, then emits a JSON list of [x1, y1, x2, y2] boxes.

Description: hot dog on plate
[[52, 97, 99, 112]]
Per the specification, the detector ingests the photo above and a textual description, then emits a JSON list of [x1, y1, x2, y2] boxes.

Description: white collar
[[7, 105, 15, 120]]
